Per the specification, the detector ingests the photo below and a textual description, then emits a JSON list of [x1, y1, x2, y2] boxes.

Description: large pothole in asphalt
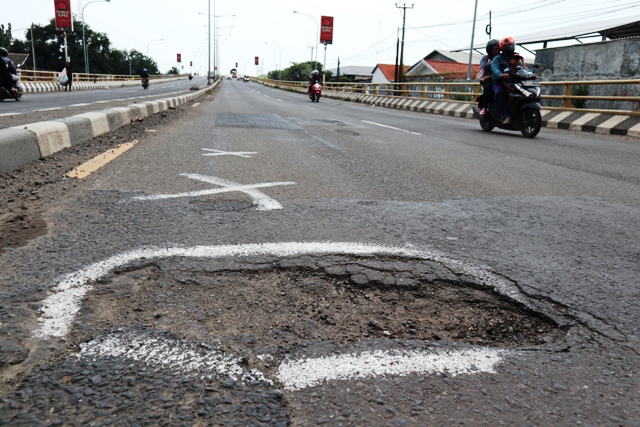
[[71, 255, 563, 353]]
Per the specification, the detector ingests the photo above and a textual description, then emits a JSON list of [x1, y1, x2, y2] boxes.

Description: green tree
[[5, 19, 159, 75], [167, 66, 179, 75], [0, 23, 12, 47]]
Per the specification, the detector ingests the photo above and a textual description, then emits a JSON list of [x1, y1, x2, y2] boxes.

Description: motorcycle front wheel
[[521, 108, 541, 138], [480, 118, 494, 132]]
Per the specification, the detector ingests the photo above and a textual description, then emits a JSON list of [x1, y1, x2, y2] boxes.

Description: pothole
[[0, 211, 48, 254], [72, 255, 563, 351]]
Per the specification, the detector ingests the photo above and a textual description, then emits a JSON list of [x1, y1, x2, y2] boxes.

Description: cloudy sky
[[4, 0, 639, 75]]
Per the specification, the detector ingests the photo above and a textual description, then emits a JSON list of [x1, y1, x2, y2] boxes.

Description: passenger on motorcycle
[[477, 39, 500, 115], [490, 36, 522, 125], [308, 69, 321, 94], [0, 47, 22, 93]]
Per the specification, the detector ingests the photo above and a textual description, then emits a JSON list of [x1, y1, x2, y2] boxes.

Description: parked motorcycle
[[141, 77, 149, 90], [309, 81, 322, 102], [473, 64, 542, 138]]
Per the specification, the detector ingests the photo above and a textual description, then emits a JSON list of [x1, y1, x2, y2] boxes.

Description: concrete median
[[0, 83, 214, 173]]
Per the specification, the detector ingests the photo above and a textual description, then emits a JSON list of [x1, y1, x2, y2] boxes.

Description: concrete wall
[[535, 38, 640, 110]]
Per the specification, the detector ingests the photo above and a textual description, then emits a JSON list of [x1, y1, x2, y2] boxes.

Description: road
[[0, 76, 209, 128], [1, 79, 638, 426]]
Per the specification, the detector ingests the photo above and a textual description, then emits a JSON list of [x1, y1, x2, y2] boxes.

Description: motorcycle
[[309, 81, 322, 102], [0, 79, 21, 102], [473, 64, 542, 138], [141, 77, 149, 90], [188, 74, 193, 81]]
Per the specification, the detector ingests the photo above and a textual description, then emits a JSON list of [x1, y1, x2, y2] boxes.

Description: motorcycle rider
[[490, 36, 518, 125], [308, 69, 321, 95], [0, 47, 22, 93], [477, 39, 500, 115]]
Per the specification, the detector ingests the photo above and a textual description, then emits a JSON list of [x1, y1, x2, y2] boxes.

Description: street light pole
[[293, 11, 318, 71], [265, 42, 281, 80], [82, 0, 111, 75], [146, 39, 163, 57]]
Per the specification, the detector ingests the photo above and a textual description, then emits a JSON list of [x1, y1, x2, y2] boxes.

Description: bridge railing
[[257, 78, 640, 117], [18, 70, 186, 83]]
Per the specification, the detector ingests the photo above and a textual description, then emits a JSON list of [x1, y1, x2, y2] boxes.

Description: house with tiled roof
[[406, 59, 481, 80], [371, 64, 411, 84]]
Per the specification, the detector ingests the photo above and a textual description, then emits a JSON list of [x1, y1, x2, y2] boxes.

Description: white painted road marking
[[34, 242, 528, 339], [363, 120, 423, 135], [278, 347, 509, 391], [132, 173, 295, 210], [201, 148, 257, 158], [77, 331, 270, 385]]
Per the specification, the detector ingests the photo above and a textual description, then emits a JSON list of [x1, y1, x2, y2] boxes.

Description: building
[[325, 65, 373, 82]]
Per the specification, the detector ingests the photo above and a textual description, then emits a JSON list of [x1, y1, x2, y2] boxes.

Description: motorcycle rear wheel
[[521, 108, 541, 138]]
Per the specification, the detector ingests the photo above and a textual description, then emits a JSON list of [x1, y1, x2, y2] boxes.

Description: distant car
[[225, 76, 231, 80]]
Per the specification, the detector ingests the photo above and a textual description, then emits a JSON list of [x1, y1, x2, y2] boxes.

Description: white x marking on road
[[201, 148, 257, 158], [132, 173, 295, 210]]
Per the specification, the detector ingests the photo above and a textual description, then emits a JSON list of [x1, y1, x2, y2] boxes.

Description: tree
[[0, 23, 11, 47], [167, 67, 180, 75], [4, 19, 159, 75]]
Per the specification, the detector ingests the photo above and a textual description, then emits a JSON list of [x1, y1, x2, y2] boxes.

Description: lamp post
[[146, 39, 163, 56], [265, 42, 282, 80], [293, 11, 318, 70], [199, 2, 234, 83], [82, 0, 111, 75]]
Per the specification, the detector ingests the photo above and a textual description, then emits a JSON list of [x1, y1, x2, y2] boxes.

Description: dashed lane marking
[[34, 242, 529, 339], [362, 120, 423, 135], [131, 173, 295, 211]]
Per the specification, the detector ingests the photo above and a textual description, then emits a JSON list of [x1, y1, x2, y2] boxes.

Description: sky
[[4, 0, 640, 76]]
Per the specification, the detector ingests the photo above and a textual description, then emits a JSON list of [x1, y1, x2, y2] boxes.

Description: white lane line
[[77, 331, 270, 384], [362, 120, 422, 135], [304, 106, 316, 110], [34, 242, 528, 339], [37, 107, 62, 111], [278, 347, 509, 391], [0, 113, 21, 117], [70, 103, 91, 107], [276, 99, 284, 102], [202, 148, 257, 158], [131, 173, 295, 211]]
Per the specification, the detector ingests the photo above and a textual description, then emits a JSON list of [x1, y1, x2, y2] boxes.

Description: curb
[[0, 83, 215, 173], [21, 76, 184, 93], [269, 85, 640, 139]]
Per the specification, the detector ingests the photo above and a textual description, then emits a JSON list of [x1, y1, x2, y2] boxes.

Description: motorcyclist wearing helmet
[[140, 68, 150, 79], [477, 39, 500, 115], [308, 69, 321, 94], [0, 47, 22, 93], [490, 36, 521, 125]]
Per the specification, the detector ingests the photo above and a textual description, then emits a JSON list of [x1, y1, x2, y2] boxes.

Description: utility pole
[[396, 3, 414, 84]]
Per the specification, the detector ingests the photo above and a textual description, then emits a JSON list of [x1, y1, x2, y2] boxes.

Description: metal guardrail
[[256, 78, 640, 117], [18, 70, 188, 83]]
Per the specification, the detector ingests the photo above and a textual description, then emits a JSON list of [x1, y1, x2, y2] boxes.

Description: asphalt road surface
[[0, 79, 639, 426]]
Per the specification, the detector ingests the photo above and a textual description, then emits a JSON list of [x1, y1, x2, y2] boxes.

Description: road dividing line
[[278, 347, 509, 391], [34, 242, 529, 339], [201, 148, 256, 158], [66, 140, 139, 179], [362, 120, 422, 135]]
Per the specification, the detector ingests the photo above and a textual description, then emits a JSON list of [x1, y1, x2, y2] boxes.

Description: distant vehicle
[[309, 81, 322, 102], [141, 77, 149, 90]]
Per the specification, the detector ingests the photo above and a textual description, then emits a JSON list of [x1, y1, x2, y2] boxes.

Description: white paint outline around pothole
[[278, 347, 509, 391], [34, 241, 529, 339], [131, 173, 295, 210]]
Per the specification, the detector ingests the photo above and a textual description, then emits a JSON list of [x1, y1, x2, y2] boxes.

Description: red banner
[[177, 53, 182, 63], [255, 56, 259, 65], [320, 16, 334, 45], [54, 0, 73, 31]]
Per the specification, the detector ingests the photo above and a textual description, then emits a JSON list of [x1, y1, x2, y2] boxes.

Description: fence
[[257, 78, 640, 117], [18, 70, 184, 83]]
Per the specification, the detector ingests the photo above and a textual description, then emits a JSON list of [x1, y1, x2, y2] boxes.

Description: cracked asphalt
[[1, 80, 639, 426]]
